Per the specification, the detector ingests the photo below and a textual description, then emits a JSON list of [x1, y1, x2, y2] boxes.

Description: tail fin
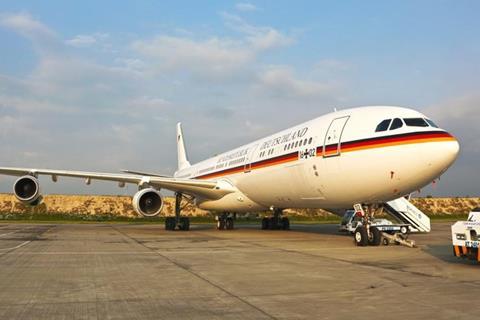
[[176, 122, 191, 171]]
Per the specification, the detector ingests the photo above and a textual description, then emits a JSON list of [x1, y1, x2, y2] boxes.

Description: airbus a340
[[0, 106, 459, 245]]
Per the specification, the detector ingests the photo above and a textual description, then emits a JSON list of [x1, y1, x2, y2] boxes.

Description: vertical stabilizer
[[176, 123, 191, 171]]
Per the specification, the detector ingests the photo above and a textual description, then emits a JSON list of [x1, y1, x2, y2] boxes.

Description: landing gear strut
[[353, 204, 381, 246], [165, 192, 190, 231], [216, 212, 235, 230], [261, 208, 290, 230]]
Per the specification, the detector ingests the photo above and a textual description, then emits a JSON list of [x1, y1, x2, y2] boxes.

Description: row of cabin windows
[[258, 137, 314, 158], [284, 137, 313, 151], [375, 118, 438, 132]]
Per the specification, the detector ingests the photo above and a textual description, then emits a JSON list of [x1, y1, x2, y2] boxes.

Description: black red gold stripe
[[322, 130, 454, 156], [195, 131, 456, 180]]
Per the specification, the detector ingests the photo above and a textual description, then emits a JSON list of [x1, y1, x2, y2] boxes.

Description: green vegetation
[[0, 211, 343, 224], [0, 211, 468, 224]]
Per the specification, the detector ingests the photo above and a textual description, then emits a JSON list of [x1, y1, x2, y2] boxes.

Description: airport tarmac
[[0, 222, 478, 320]]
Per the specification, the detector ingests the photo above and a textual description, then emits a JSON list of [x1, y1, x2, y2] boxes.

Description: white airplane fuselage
[[174, 106, 459, 212]]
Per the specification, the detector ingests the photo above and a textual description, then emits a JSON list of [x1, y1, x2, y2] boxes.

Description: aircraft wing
[[0, 167, 232, 199]]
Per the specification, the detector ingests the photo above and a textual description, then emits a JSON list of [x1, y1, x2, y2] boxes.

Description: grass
[[0, 212, 344, 224], [0, 212, 468, 224]]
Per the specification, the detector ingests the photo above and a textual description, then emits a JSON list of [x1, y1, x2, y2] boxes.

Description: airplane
[[0, 106, 459, 246]]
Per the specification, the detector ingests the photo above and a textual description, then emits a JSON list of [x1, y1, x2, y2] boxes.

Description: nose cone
[[437, 134, 460, 173]]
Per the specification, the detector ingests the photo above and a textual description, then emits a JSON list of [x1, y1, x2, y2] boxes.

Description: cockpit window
[[425, 119, 439, 128], [389, 118, 403, 130], [375, 119, 391, 132], [403, 118, 429, 127]]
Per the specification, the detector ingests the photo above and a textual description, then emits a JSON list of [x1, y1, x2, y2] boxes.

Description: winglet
[[176, 122, 191, 171]]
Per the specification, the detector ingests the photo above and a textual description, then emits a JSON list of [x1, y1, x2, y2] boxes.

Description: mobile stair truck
[[382, 197, 431, 247], [451, 208, 480, 262], [342, 197, 431, 247]]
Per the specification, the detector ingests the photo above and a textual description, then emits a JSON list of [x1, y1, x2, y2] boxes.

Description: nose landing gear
[[352, 203, 416, 248]]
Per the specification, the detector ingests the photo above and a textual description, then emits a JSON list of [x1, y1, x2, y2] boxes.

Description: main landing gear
[[216, 212, 235, 230], [165, 192, 190, 231], [261, 208, 290, 230]]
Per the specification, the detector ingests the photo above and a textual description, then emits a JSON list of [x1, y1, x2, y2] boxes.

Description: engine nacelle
[[132, 188, 164, 217], [13, 175, 43, 205]]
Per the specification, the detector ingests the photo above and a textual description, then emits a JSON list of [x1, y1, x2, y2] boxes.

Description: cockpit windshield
[[389, 118, 403, 130], [375, 117, 439, 132], [403, 118, 429, 127], [375, 119, 391, 132], [425, 119, 439, 128]]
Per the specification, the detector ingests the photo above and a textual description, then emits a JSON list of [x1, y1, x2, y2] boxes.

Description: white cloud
[[132, 35, 253, 77], [256, 66, 334, 99], [0, 12, 59, 55], [132, 14, 292, 80], [65, 32, 109, 47], [0, 12, 55, 39], [221, 12, 293, 50], [235, 2, 258, 12], [66, 35, 96, 47]]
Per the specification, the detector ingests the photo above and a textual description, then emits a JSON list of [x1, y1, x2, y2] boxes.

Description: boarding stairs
[[380, 197, 430, 248], [384, 196, 431, 233]]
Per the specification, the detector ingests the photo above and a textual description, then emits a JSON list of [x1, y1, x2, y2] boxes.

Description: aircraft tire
[[225, 217, 234, 230], [179, 217, 190, 231], [261, 217, 269, 230], [354, 226, 368, 246], [165, 217, 176, 231], [281, 217, 290, 230], [368, 226, 381, 246]]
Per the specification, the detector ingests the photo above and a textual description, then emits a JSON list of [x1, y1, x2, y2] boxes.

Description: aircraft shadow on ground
[[422, 244, 479, 266]]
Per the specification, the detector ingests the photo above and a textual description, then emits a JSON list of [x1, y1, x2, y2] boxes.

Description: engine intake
[[13, 175, 43, 205], [132, 188, 164, 217]]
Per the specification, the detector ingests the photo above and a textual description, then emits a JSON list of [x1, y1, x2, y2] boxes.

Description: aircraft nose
[[438, 133, 460, 171]]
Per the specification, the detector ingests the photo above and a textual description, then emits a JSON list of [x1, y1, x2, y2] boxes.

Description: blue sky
[[0, 1, 479, 197]]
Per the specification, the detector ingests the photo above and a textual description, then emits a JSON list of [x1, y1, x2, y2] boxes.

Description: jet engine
[[132, 188, 164, 217], [13, 175, 43, 205]]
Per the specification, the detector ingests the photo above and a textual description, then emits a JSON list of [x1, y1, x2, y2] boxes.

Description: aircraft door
[[243, 144, 259, 173], [323, 116, 350, 157]]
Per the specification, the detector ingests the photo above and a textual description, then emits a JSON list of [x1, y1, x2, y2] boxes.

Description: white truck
[[339, 197, 431, 247], [451, 208, 480, 262]]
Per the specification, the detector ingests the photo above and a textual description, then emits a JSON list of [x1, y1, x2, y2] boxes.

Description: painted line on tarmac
[[0, 231, 17, 238], [0, 240, 31, 251], [14, 251, 157, 255], [0, 226, 37, 238]]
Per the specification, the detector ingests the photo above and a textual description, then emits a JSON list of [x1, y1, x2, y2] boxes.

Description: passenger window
[[404, 118, 429, 127], [295, 141, 298, 148], [308, 137, 313, 144], [304, 138, 308, 145], [375, 119, 391, 132], [389, 118, 403, 130], [425, 119, 439, 128]]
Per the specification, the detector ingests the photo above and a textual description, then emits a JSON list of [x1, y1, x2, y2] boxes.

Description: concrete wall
[[0, 193, 479, 218]]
